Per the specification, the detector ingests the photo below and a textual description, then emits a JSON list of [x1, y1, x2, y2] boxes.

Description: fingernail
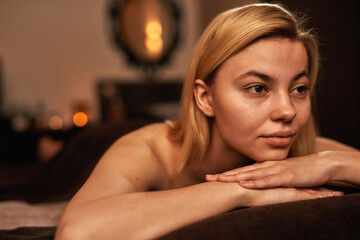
[[328, 191, 343, 196], [333, 191, 343, 195]]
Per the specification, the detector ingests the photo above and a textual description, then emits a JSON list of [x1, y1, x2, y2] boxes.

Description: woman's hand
[[206, 152, 334, 189]]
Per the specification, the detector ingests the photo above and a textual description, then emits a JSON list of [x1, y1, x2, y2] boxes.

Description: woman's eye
[[293, 85, 308, 94], [247, 84, 266, 94]]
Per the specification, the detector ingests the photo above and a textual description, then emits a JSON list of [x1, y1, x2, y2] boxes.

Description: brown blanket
[[159, 192, 360, 239], [0, 227, 55, 240]]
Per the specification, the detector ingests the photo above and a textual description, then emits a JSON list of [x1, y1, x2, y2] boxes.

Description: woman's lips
[[262, 136, 293, 147], [260, 131, 295, 147]]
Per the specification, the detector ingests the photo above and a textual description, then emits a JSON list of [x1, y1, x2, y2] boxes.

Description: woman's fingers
[[219, 167, 271, 181], [208, 165, 282, 185], [304, 187, 344, 197], [239, 173, 289, 189], [206, 161, 280, 182], [300, 188, 343, 199], [247, 187, 344, 207], [205, 174, 220, 181], [221, 162, 267, 176]]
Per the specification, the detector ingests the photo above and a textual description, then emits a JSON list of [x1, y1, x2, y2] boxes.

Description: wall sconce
[[108, 0, 181, 77]]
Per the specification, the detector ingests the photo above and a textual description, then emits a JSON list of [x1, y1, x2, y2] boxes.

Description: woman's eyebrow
[[236, 70, 308, 83], [236, 71, 273, 82]]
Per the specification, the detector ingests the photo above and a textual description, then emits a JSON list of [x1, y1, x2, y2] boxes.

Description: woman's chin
[[251, 149, 290, 162]]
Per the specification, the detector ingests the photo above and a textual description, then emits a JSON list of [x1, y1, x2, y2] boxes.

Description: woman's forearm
[[326, 151, 360, 187], [56, 182, 245, 240]]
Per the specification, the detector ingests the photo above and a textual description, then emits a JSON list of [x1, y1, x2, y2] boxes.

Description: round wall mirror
[[109, 0, 181, 71]]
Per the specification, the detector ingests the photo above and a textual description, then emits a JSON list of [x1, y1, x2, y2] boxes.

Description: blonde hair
[[167, 3, 319, 170]]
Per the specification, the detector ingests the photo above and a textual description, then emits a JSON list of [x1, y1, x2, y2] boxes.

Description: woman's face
[[210, 37, 311, 162]]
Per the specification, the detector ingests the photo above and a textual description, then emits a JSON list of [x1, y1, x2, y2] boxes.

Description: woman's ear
[[193, 79, 214, 117]]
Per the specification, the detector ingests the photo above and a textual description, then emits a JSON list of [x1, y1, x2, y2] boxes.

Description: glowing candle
[[73, 112, 88, 127]]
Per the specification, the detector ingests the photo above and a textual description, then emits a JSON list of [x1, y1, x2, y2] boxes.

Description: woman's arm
[[207, 137, 360, 189], [57, 181, 244, 239], [56, 135, 342, 240], [55, 135, 245, 239], [57, 182, 340, 240]]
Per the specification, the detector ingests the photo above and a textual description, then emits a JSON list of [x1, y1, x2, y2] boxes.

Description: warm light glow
[[144, 21, 163, 55], [48, 116, 63, 130], [145, 22, 162, 38], [145, 38, 163, 53], [73, 112, 88, 127]]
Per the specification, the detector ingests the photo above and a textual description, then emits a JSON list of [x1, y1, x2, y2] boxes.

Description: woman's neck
[[188, 123, 254, 182]]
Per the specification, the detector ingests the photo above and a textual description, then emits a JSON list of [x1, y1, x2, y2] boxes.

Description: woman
[[56, 3, 359, 239]]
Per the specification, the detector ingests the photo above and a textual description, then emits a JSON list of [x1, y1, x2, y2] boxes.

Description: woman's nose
[[270, 94, 296, 122]]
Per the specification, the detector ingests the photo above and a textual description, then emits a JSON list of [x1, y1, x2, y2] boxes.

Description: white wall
[[0, 0, 200, 127]]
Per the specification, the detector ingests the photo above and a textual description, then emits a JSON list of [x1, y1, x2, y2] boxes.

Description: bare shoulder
[[315, 136, 359, 152], [71, 123, 178, 204], [98, 123, 176, 190]]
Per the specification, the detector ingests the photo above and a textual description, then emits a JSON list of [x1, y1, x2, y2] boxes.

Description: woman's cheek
[[297, 101, 311, 127]]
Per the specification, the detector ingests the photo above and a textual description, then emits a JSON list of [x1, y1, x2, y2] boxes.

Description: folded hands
[[205, 151, 360, 205]]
